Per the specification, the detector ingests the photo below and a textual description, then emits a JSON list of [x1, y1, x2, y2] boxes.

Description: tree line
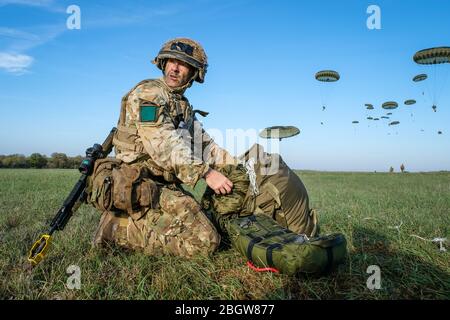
[[0, 153, 83, 169]]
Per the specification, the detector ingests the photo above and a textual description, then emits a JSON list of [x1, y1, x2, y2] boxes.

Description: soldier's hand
[[204, 169, 233, 195]]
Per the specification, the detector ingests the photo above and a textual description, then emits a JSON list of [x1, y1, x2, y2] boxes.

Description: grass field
[[0, 169, 449, 300]]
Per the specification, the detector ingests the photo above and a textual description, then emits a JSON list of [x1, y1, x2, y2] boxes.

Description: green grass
[[0, 169, 449, 299]]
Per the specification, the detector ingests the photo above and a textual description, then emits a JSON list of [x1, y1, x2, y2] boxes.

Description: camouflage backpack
[[239, 143, 319, 237], [226, 214, 347, 275], [204, 144, 319, 237], [202, 145, 347, 274]]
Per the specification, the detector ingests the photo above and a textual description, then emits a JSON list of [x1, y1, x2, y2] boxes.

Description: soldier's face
[[164, 58, 194, 88]]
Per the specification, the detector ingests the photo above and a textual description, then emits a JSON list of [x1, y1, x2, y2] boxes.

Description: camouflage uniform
[[92, 38, 235, 258]]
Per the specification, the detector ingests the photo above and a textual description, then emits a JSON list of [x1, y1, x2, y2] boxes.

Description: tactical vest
[[113, 79, 196, 183]]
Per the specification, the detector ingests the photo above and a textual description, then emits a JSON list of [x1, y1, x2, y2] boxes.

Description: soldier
[[92, 38, 236, 258]]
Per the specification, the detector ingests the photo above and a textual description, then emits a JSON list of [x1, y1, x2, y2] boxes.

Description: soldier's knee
[[195, 224, 221, 256], [174, 213, 221, 258]]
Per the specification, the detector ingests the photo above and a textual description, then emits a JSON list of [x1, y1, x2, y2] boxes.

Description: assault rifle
[[28, 127, 117, 267]]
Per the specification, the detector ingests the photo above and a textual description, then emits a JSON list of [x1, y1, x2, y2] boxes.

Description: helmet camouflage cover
[[152, 38, 208, 83]]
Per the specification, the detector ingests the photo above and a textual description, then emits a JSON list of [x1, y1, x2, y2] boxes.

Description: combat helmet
[[152, 38, 208, 83]]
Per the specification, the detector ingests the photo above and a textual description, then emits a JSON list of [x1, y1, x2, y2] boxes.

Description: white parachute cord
[[388, 220, 403, 233], [245, 157, 259, 197], [410, 234, 447, 252]]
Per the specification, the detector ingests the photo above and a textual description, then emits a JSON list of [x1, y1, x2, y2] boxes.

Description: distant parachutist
[[322, 106, 326, 111], [432, 105, 437, 112]]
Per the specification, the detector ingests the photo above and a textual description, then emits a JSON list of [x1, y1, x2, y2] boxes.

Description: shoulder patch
[[139, 102, 160, 122]]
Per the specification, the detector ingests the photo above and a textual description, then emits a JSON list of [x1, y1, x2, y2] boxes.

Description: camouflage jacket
[[113, 78, 235, 187]]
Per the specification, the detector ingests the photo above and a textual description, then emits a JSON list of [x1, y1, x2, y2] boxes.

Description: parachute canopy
[[352, 121, 359, 124], [413, 47, 450, 65], [438, 131, 443, 135], [389, 121, 400, 126], [404, 99, 416, 105], [259, 126, 300, 140], [382, 101, 399, 110], [373, 118, 380, 121], [365, 103, 374, 110], [386, 112, 393, 115], [413, 47, 450, 109], [315, 70, 340, 82], [413, 73, 428, 82], [381, 116, 389, 119], [367, 116, 373, 120]]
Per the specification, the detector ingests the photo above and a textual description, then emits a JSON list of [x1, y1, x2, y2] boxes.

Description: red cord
[[246, 261, 279, 273]]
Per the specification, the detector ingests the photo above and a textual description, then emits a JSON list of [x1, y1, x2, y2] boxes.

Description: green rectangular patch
[[140, 105, 159, 122]]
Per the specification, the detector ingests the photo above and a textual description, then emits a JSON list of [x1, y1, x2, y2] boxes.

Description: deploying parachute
[[413, 74, 428, 82], [412, 74, 428, 99], [351, 120, 359, 133], [315, 70, 340, 123], [315, 70, 340, 82], [382, 101, 399, 110], [259, 126, 300, 141], [414, 47, 450, 64], [364, 104, 375, 127], [405, 99, 417, 119], [413, 47, 450, 112]]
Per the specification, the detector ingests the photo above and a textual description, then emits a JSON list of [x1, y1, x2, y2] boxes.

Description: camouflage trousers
[[92, 186, 221, 258]]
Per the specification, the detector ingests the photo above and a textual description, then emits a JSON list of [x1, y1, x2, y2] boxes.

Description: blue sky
[[0, 0, 449, 172]]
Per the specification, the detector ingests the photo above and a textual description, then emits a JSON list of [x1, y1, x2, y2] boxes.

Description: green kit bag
[[226, 214, 347, 275]]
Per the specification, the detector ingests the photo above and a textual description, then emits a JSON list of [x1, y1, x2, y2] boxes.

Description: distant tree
[[49, 152, 69, 168], [2, 154, 28, 168], [389, 166, 394, 173], [400, 163, 405, 173], [69, 155, 83, 169], [28, 153, 48, 168]]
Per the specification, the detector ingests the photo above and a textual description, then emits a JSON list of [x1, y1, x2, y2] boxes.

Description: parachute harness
[[245, 157, 259, 197]]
